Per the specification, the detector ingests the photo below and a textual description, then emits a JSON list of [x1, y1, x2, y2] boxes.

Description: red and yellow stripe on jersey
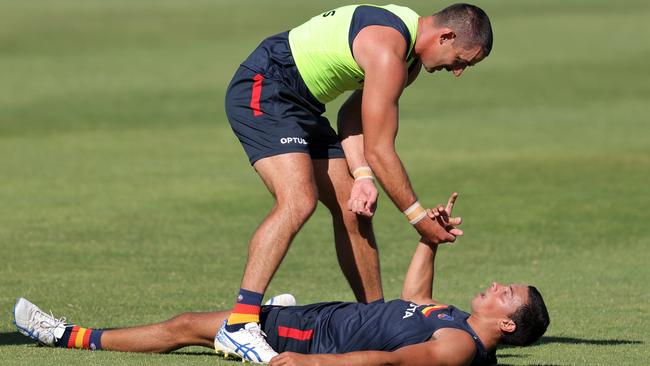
[[421, 304, 448, 317]]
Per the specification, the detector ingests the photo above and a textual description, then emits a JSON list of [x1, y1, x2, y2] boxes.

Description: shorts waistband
[[241, 32, 324, 112]]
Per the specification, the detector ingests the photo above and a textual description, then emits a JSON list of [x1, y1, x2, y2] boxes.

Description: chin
[[470, 294, 482, 311]]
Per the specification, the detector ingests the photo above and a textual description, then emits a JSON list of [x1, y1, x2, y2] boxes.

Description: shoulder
[[431, 328, 477, 365], [393, 332, 476, 366], [352, 25, 408, 71]]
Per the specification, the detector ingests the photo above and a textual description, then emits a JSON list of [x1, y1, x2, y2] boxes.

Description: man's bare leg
[[102, 311, 230, 353], [313, 158, 383, 303], [239, 152, 318, 294], [222, 153, 317, 333]]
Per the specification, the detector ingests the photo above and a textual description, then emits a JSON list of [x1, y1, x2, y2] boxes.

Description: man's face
[[420, 36, 485, 77], [471, 282, 529, 318]]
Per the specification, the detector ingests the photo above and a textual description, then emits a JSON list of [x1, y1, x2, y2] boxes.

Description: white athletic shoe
[[13, 297, 67, 347], [214, 321, 278, 364], [264, 293, 296, 307]]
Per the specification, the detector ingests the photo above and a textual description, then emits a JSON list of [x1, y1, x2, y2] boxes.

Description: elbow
[[365, 149, 380, 168], [364, 145, 393, 168], [399, 290, 417, 303], [384, 352, 404, 366]]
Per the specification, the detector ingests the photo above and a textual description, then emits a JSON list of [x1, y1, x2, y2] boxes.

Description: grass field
[[1, 0, 649, 365]]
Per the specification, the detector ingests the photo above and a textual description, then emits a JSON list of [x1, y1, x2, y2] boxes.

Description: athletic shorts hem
[[248, 147, 345, 165]]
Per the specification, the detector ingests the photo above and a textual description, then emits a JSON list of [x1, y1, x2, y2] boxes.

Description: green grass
[[1, 0, 649, 364]]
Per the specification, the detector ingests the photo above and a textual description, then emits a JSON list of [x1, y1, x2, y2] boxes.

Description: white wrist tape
[[403, 201, 427, 225], [352, 166, 374, 181]]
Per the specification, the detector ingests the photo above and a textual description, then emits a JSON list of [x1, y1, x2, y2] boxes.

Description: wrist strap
[[403, 201, 427, 225], [352, 166, 374, 181]]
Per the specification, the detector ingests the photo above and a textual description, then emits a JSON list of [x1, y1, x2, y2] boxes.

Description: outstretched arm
[[401, 241, 439, 304], [352, 26, 456, 245], [336, 58, 422, 218], [401, 193, 463, 304], [270, 330, 475, 366]]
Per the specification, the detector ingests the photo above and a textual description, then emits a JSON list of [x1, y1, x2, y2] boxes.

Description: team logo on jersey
[[280, 137, 308, 145], [421, 304, 448, 317], [437, 313, 454, 321], [403, 303, 419, 319]]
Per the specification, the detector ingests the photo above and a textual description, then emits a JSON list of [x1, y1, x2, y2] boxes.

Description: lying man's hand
[[428, 192, 463, 237], [270, 352, 313, 366]]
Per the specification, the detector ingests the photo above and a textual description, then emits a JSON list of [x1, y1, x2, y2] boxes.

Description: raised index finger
[[446, 192, 459, 215]]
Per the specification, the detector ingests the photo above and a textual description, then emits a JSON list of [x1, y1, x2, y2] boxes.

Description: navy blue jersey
[[261, 299, 496, 365]]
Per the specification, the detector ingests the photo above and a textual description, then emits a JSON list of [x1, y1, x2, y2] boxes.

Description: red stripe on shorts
[[278, 326, 314, 341], [250, 74, 264, 116]]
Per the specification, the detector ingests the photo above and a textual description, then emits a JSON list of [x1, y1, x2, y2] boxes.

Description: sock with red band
[[56, 325, 103, 350], [225, 288, 263, 332]]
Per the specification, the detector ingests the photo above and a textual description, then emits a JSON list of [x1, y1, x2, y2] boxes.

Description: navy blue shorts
[[260, 304, 321, 354], [225, 32, 345, 165]]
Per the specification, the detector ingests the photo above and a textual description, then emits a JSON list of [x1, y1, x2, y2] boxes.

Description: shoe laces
[[242, 324, 276, 354], [33, 309, 66, 334]]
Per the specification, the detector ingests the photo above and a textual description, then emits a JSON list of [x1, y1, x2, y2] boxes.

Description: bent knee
[[165, 313, 196, 337], [277, 191, 318, 222]]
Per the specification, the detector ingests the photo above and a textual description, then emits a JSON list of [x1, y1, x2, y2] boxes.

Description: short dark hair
[[433, 3, 493, 57], [501, 286, 550, 346]]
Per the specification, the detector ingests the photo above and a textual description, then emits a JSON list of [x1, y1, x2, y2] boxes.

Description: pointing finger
[[446, 192, 459, 215]]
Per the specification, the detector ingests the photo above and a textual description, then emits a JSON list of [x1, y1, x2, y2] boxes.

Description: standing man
[[219, 3, 493, 362]]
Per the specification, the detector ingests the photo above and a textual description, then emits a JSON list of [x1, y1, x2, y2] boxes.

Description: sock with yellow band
[[56, 325, 103, 350], [226, 288, 263, 332]]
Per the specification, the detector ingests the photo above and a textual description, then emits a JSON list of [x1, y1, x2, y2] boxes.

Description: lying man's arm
[[401, 240, 439, 304], [401, 193, 462, 304], [270, 330, 476, 366]]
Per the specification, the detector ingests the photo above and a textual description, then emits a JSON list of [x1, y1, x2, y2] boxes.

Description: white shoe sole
[[214, 341, 268, 364]]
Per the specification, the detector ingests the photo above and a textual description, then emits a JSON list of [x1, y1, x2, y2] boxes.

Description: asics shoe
[[13, 297, 67, 347], [214, 320, 278, 363]]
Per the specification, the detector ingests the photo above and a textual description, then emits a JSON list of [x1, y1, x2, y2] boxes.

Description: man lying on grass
[[14, 194, 549, 366]]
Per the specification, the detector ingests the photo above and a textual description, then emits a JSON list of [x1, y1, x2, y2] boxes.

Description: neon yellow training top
[[288, 4, 420, 104]]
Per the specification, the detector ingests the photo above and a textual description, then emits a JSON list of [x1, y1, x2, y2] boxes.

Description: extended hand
[[347, 178, 378, 217], [414, 193, 464, 244], [428, 192, 463, 237], [270, 352, 315, 366], [414, 216, 456, 244]]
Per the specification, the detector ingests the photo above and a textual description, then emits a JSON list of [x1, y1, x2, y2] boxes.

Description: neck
[[466, 314, 501, 351], [414, 16, 435, 57]]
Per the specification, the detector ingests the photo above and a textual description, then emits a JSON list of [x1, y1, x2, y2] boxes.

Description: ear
[[499, 319, 517, 334], [438, 29, 456, 45]]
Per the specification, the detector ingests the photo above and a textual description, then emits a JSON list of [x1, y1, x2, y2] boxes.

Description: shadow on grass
[[536, 336, 643, 346], [498, 352, 567, 366], [0, 332, 222, 357], [0, 331, 34, 346], [497, 336, 644, 365], [171, 351, 218, 356], [499, 335, 643, 350], [498, 364, 566, 366]]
